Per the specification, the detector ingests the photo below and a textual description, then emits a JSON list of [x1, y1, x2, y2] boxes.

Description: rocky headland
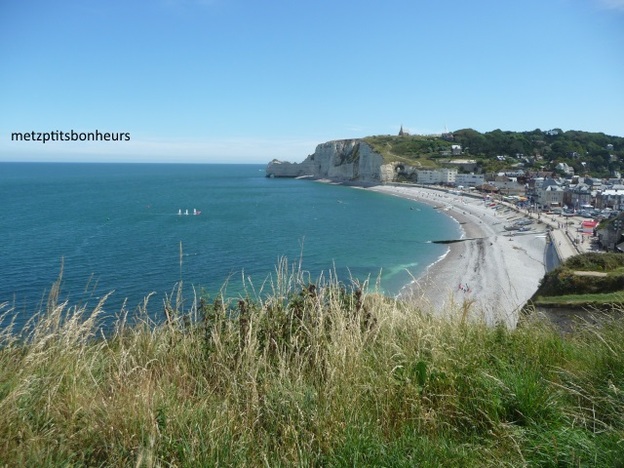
[[266, 139, 396, 183]]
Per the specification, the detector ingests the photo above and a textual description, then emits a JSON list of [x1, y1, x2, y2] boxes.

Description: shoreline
[[366, 185, 549, 327]]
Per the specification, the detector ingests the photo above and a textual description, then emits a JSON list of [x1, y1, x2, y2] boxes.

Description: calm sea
[[0, 163, 459, 330]]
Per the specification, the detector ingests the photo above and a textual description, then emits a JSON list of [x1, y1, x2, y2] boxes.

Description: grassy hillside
[[1, 261, 624, 465], [363, 135, 451, 167], [531, 252, 624, 306], [362, 128, 624, 176]]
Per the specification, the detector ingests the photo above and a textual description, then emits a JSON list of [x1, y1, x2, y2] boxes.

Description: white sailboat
[[178, 208, 201, 216]]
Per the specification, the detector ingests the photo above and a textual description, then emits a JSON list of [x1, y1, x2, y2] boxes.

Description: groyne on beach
[[367, 185, 549, 328], [367, 184, 601, 328]]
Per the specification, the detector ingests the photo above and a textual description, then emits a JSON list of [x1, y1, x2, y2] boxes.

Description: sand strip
[[368, 185, 548, 327]]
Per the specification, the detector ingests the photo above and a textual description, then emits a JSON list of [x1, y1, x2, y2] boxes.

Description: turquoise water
[[0, 163, 459, 328]]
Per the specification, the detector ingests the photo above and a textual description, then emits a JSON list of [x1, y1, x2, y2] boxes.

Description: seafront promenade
[[495, 199, 598, 262], [408, 184, 597, 262]]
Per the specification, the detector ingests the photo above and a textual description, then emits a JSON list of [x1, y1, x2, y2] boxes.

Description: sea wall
[[266, 139, 395, 183]]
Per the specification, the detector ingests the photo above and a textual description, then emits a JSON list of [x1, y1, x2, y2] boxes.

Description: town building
[[596, 188, 624, 210], [416, 168, 457, 185], [564, 183, 593, 209], [489, 176, 526, 195], [455, 173, 485, 188], [535, 178, 565, 208], [556, 162, 574, 176]]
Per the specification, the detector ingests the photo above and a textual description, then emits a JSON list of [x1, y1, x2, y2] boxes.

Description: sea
[[0, 163, 460, 332]]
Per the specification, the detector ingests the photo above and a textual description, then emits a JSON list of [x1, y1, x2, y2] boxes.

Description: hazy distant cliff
[[266, 139, 395, 183]]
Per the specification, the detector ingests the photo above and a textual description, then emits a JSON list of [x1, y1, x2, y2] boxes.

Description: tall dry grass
[[0, 259, 623, 466]]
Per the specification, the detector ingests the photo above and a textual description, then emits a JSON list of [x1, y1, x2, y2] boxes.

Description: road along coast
[[367, 185, 549, 328]]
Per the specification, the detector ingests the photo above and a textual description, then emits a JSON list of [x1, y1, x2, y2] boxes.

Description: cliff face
[[266, 139, 395, 183]]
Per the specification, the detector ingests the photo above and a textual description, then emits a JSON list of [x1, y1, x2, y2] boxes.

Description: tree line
[[452, 128, 624, 177]]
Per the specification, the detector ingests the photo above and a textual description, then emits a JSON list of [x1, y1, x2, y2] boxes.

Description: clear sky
[[1, 0, 623, 163]]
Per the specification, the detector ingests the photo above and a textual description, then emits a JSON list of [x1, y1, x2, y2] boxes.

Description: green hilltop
[[363, 134, 451, 168], [364, 128, 624, 176]]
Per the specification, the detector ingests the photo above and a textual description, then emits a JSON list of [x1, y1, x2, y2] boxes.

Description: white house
[[455, 173, 485, 188], [556, 162, 574, 176], [538, 185, 565, 208], [416, 168, 457, 185], [535, 178, 565, 208]]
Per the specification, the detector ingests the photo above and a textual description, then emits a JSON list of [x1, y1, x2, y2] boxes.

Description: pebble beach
[[368, 185, 549, 327]]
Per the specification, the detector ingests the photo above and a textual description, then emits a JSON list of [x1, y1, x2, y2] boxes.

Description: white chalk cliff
[[266, 139, 396, 183]]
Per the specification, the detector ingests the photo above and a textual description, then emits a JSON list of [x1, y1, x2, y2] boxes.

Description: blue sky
[[1, 0, 623, 163]]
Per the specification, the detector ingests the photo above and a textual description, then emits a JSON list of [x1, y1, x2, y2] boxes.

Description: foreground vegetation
[[532, 252, 624, 306], [534, 291, 624, 306], [1, 261, 624, 466]]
